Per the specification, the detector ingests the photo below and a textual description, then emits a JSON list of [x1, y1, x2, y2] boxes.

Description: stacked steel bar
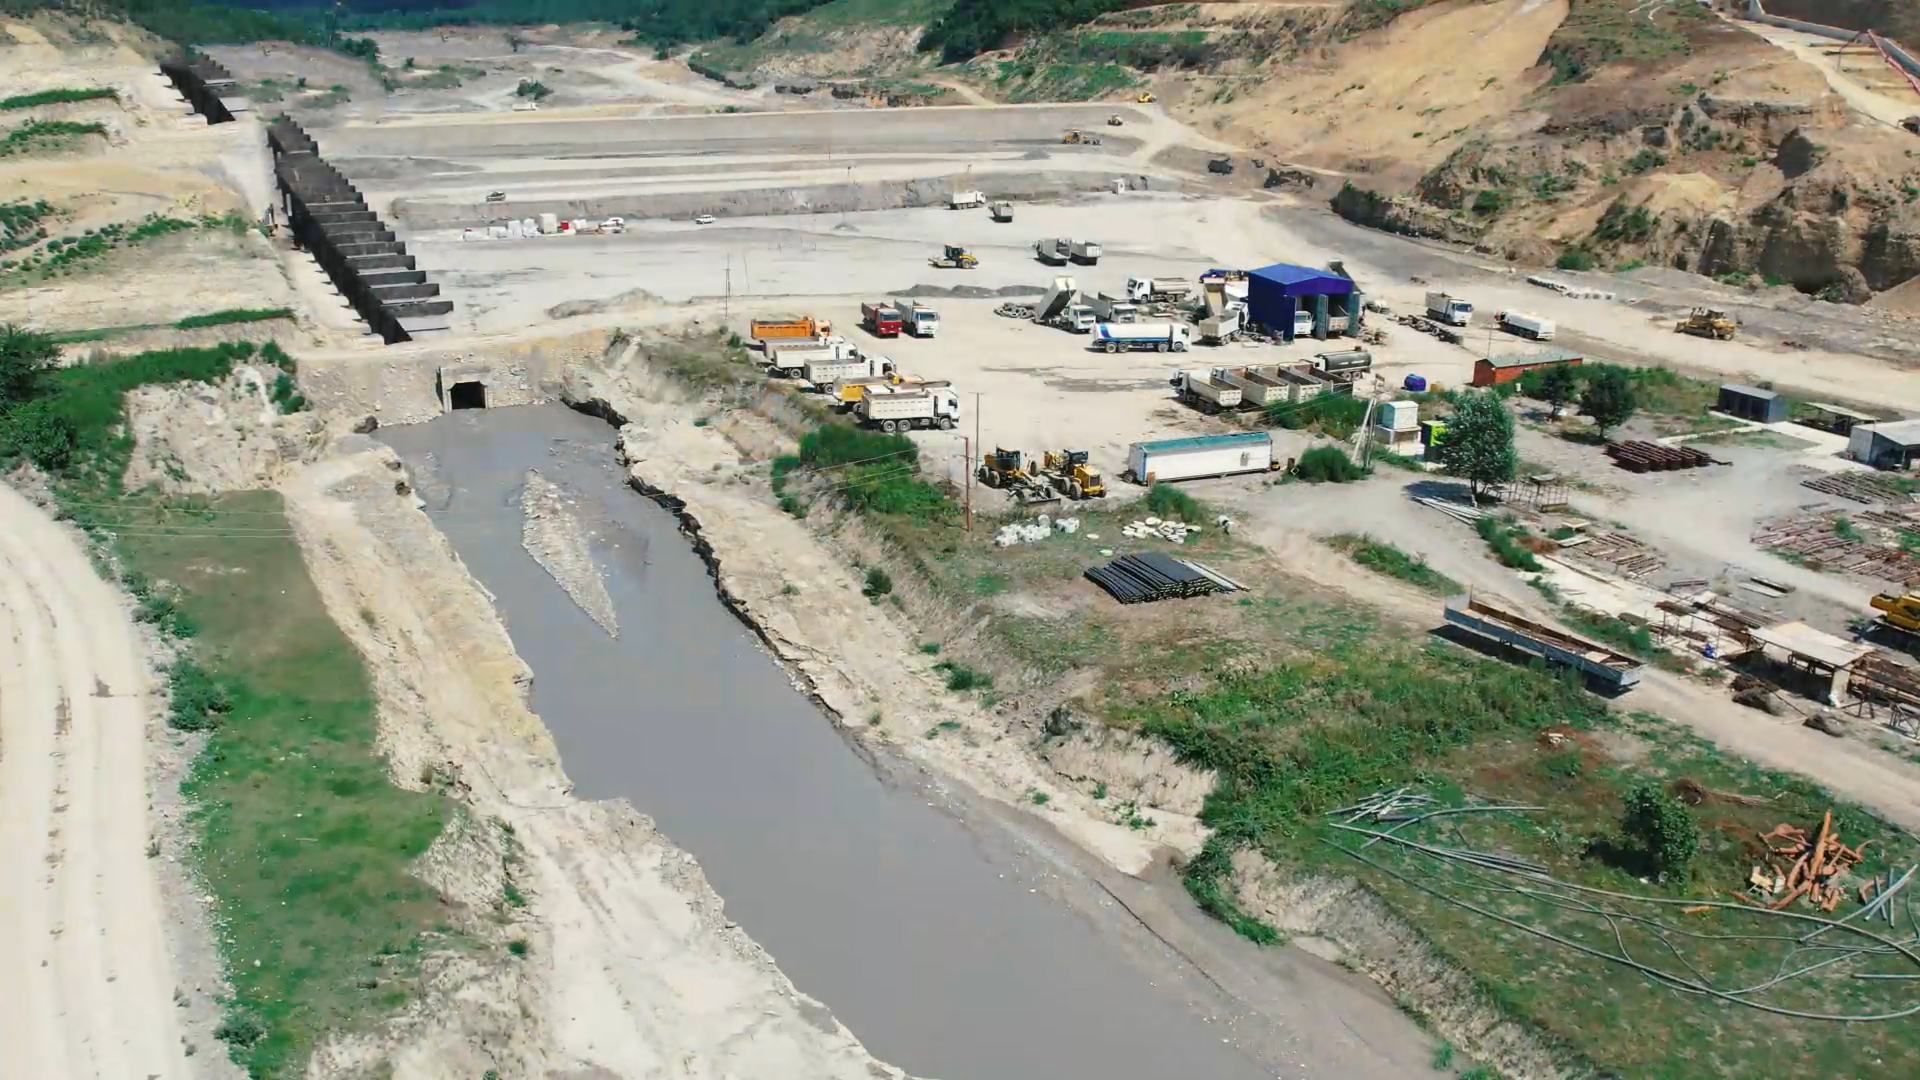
[[1085, 551, 1232, 603], [267, 118, 450, 344], [1605, 441, 1715, 472], [159, 50, 244, 124]]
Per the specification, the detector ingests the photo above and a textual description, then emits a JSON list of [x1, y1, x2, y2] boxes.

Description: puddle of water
[[380, 405, 1275, 1080]]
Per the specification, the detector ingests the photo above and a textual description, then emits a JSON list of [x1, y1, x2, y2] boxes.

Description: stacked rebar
[[1606, 441, 1716, 472], [1084, 552, 1239, 603]]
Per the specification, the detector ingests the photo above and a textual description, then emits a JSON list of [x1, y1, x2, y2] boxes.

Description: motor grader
[[977, 448, 1060, 504]]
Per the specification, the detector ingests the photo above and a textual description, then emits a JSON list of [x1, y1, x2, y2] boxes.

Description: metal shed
[[1848, 419, 1920, 469], [1246, 263, 1359, 342], [1717, 383, 1790, 423], [1471, 348, 1584, 387]]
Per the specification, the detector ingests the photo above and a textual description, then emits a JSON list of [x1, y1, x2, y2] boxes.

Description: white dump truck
[[1094, 322, 1190, 354], [1199, 304, 1245, 345], [1424, 291, 1475, 326], [1087, 292, 1140, 323], [1036, 277, 1097, 332], [1034, 238, 1071, 265], [856, 384, 961, 431], [1497, 310, 1556, 340], [948, 190, 986, 210], [805, 352, 894, 388], [898, 301, 940, 337], [765, 336, 856, 378], [1124, 275, 1193, 303], [1070, 240, 1102, 265], [1169, 369, 1244, 412]]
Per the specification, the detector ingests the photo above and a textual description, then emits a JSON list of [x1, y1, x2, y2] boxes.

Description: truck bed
[[1443, 596, 1645, 691]]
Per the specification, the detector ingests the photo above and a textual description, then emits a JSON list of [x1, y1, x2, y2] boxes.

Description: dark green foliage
[[862, 565, 893, 600], [166, 656, 233, 731], [1619, 780, 1698, 879], [1561, 606, 1657, 658], [1533, 362, 1580, 413], [0, 198, 54, 253], [1435, 390, 1516, 500], [0, 119, 106, 157], [1579, 365, 1638, 436], [514, 78, 551, 100], [795, 421, 950, 516], [1623, 148, 1667, 175], [0, 87, 118, 109], [1293, 445, 1361, 483], [0, 322, 58, 408], [921, 0, 1128, 62], [1470, 188, 1508, 215], [174, 307, 293, 329], [933, 660, 991, 691], [1144, 481, 1204, 523], [1475, 516, 1543, 572], [0, 399, 77, 468], [1266, 392, 1368, 438], [1555, 247, 1596, 271], [1590, 199, 1656, 244]]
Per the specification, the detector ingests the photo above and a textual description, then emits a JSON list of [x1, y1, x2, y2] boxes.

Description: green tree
[[1436, 390, 1517, 502], [0, 322, 58, 409], [1621, 780, 1697, 879], [1536, 363, 1580, 418], [0, 399, 77, 470], [1579, 365, 1638, 438]]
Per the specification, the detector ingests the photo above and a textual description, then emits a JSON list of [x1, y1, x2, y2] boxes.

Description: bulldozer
[[929, 244, 978, 269], [1041, 449, 1106, 499], [976, 448, 1060, 504], [1135, 91, 1156, 104], [1676, 307, 1737, 340], [1062, 129, 1103, 146]]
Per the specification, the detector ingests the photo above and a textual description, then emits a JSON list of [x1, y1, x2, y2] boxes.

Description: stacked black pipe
[[159, 51, 241, 124], [1084, 552, 1223, 604], [267, 118, 451, 344]]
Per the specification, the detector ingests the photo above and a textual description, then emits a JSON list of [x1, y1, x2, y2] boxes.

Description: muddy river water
[[381, 406, 1352, 1080]]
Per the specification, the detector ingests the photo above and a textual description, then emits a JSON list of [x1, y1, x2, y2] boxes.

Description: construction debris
[[1746, 813, 1872, 912], [1574, 531, 1666, 578], [1391, 312, 1463, 345], [1606, 441, 1720, 472], [993, 514, 1080, 547], [1122, 516, 1202, 544], [1802, 472, 1918, 505], [1084, 551, 1242, 603], [1752, 508, 1920, 581]]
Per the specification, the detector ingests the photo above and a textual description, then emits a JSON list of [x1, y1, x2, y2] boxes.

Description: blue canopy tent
[[1245, 263, 1359, 342]]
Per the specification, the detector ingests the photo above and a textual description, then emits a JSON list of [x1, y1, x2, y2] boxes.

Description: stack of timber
[[1803, 472, 1917, 505], [1574, 531, 1665, 578], [1605, 441, 1718, 472], [1085, 552, 1244, 603]]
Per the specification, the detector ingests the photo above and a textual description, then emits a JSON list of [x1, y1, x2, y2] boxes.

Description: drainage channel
[[379, 405, 1281, 1080]]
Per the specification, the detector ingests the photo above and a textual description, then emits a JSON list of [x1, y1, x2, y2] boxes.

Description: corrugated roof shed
[[1863, 419, 1920, 446], [1133, 432, 1271, 453], [1721, 383, 1779, 401], [1482, 348, 1584, 370], [1247, 263, 1354, 295]]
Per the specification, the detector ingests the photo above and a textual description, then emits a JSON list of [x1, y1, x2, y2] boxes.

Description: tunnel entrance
[[448, 380, 488, 410]]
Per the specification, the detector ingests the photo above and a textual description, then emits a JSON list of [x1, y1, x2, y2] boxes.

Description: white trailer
[[857, 385, 961, 432], [1126, 431, 1275, 484], [1093, 322, 1190, 354], [1424, 291, 1475, 326], [1070, 240, 1102, 265], [1124, 275, 1193, 303], [900, 301, 941, 338], [1087, 292, 1139, 323], [948, 190, 986, 210], [805, 353, 894, 388], [1497, 310, 1556, 340], [1199, 304, 1245, 345], [766, 336, 856, 377], [1169, 369, 1244, 412]]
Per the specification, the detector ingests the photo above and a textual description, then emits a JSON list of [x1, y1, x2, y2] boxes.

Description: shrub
[[1145, 481, 1203, 522], [167, 657, 232, 731], [1293, 445, 1361, 483], [862, 566, 893, 600], [1475, 516, 1543, 572], [0, 398, 77, 469], [1620, 780, 1697, 879], [1470, 189, 1508, 216], [1556, 247, 1596, 271], [933, 660, 992, 691]]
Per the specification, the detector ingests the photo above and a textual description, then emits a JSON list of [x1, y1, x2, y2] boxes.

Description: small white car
[[600, 216, 625, 234], [693, 214, 716, 225]]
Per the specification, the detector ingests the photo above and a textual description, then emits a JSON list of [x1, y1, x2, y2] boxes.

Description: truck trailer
[[751, 315, 831, 344], [1035, 238, 1071, 265], [765, 337, 856, 378], [990, 201, 1014, 222], [1443, 596, 1645, 691], [948, 190, 986, 210], [861, 301, 903, 338], [1424, 292, 1475, 326], [1198, 305, 1245, 345], [1215, 365, 1288, 407], [1094, 323, 1190, 354], [806, 353, 894, 389], [856, 384, 961, 432], [1126, 432, 1276, 484], [1496, 310, 1556, 340], [1036, 277, 1096, 332], [1070, 240, 1102, 265], [1169, 369, 1244, 413]]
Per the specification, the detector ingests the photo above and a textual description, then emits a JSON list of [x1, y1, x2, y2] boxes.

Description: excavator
[[1041, 449, 1106, 499], [1676, 307, 1737, 340], [929, 244, 978, 269], [976, 448, 1060, 504]]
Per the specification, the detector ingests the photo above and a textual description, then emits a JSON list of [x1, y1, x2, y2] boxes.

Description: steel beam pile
[[1085, 552, 1241, 604], [268, 118, 450, 344], [159, 51, 243, 124], [1605, 441, 1716, 472]]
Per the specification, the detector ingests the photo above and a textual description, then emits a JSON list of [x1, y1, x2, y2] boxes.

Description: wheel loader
[[1041, 449, 1106, 499], [929, 244, 979, 269], [1676, 307, 1737, 340], [976, 448, 1059, 504]]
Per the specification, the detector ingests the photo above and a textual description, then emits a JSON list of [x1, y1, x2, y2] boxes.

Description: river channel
[[380, 405, 1287, 1080]]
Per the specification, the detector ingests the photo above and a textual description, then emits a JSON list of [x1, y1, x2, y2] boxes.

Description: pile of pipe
[[1085, 552, 1241, 603], [1120, 516, 1201, 544], [995, 515, 1080, 548]]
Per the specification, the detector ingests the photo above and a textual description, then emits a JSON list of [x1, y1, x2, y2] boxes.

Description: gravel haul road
[[0, 482, 187, 1080]]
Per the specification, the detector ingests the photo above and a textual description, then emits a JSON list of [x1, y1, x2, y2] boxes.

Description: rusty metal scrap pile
[[1752, 505, 1920, 581]]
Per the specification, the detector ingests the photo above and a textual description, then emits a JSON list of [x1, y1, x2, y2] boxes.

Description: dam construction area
[[12, 5, 1920, 1080]]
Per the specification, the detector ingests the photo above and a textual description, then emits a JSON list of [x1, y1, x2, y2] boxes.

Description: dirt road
[[0, 482, 187, 1080]]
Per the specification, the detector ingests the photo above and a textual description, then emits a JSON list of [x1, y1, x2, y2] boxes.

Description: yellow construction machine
[[977, 448, 1060, 504], [929, 244, 978, 269], [1042, 449, 1107, 499], [1062, 129, 1103, 146], [1872, 592, 1920, 636], [1135, 91, 1156, 103], [1107, 114, 1124, 126], [1676, 307, 1737, 340]]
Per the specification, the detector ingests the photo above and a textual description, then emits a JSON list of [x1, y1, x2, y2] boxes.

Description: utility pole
[[972, 392, 982, 533], [1357, 374, 1387, 470], [724, 259, 731, 324], [962, 435, 972, 533]]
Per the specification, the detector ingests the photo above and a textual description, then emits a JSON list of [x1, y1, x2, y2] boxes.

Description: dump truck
[[1215, 365, 1288, 407], [1070, 240, 1102, 265], [1035, 276, 1096, 333], [751, 315, 831, 344], [1677, 307, 1737, 340], [1087, 292, 1139, 323], [1123, 275, 1192, 303], [930, 244, 978, 269], [828, 374, 940, 409], [1495, 310, 1555, 341], [1094, 322, 1190, 354], [1424, 291, 1474, 327], [948, 190, 986, 210], [1169, 369, 1244, 412], [857, 383, 961, 431], [765, 336, 856, 377], [977, 447, 1061, 504], [1041, 449, 1106, 499], [805, 352, 894, 389], [1034, 238, 1071, 265], [899, 301, 940, 338], [990, 201, 1014, 223], [861, 301, 903, 338], [1198, 305, 1245, 345]]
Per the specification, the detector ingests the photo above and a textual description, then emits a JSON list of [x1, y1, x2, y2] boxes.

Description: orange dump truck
[[750, 316, 831, 344]]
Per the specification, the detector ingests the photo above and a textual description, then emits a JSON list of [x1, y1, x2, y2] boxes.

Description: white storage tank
[[1126, 432, 1275, 484]]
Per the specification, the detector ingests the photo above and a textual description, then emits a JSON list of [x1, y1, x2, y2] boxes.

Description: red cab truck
[[861, 301, 903, 338]]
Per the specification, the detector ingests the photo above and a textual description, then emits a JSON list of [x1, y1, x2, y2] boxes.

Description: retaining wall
[[299, 326, 615, 423]]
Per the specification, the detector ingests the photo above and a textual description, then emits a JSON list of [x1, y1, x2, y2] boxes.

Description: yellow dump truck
[[750, 315, 831, 343]]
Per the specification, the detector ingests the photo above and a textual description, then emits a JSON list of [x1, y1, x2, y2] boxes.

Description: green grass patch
[[175, 307, 295, 330], [0, 198, 54, 254], [2, 211, 248, 288], [0, 87, 118, 110], [1558, 605, 1657, 659], [0, 119, 107, 158], [1475, 515, 1544, 572], [1539, 0, 1703, 84], [1324, 534, 1460, 595], [1267, 392, 1368, 439], [1145, 480, 1204, 523]]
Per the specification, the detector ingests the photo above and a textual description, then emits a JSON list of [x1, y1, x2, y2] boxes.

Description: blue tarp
[[1246, 263, 1354, 339]]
